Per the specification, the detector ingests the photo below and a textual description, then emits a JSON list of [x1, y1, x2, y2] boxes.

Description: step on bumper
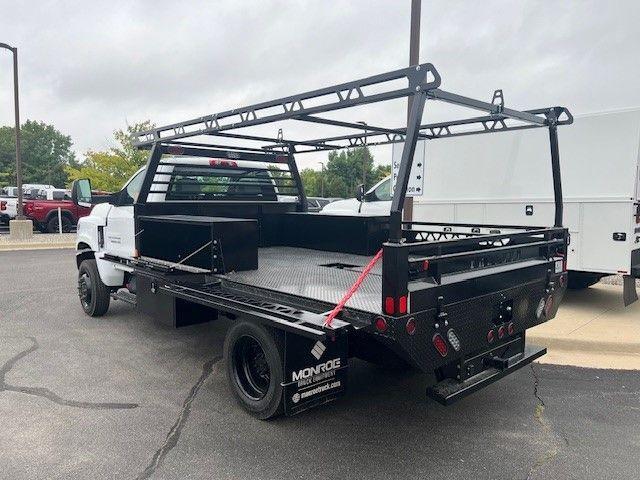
[[426, 345, 547, 406]]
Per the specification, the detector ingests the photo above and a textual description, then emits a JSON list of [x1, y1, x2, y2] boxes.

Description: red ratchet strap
[[324, 248, 383, 328]]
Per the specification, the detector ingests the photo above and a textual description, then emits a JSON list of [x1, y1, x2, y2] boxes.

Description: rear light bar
[[209, 159, 238, 168]]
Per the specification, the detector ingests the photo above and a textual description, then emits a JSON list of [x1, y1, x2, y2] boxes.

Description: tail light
[[432, 333, 448, 357], [384, 295, 408, 315], [0, 200, 6, 211], [507, 322, 515, 335], [405, 317, 416, 335]]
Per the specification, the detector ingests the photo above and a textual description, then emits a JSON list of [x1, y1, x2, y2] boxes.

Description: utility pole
[[403, 0, 421, 222], [357, 121, 368, 189], [0, 43, 23, 219], [319, 162, 325, 197]]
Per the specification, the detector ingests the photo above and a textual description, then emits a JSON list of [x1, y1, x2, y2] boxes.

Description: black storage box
[[262, 212, 389, 255], [138, 215, 258, 273]]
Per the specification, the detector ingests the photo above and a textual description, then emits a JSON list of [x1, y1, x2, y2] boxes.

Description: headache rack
[[132, 63, 572, 245]]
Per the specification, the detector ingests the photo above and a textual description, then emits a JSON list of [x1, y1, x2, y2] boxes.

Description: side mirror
[[355, 184, 365, 202], [71, 179, 93, 207]]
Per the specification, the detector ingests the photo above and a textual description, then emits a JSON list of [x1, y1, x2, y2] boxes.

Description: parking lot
[[0, 248, 637, 479]]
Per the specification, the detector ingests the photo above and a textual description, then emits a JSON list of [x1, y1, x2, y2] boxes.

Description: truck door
[[104, 169, 145, 258]]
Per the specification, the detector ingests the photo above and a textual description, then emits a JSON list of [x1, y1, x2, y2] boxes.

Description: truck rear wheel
[[224, 321, 284, 420], [78, 259, 111, 316]]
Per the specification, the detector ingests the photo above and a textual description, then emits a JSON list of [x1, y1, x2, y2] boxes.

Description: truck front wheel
[[78, 259, 111, 316], [224, 322, 284, 420]]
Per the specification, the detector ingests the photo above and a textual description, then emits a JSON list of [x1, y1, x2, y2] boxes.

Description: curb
[[0, 243, 75, 251], [528, 334, 640, 356]]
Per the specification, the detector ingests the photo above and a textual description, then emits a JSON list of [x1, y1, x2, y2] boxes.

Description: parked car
[[306, 196, 340, 212], [24, 196, 91, 232], [0, 196, 17, 224]]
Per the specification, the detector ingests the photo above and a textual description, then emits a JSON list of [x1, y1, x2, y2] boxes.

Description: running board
[[426, 345, 546, 406], [111, 290, 137, 305]]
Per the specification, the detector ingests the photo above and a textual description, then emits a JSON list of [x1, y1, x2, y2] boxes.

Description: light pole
[[319, 162, 325, 197], [357, 121, 368, 189], [0, 42, 24, 219]]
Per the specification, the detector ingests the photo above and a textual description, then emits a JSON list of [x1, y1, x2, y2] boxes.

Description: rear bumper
[[427, 343, 546, 405]]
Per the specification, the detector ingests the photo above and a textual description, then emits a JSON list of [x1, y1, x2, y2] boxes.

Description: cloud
[[0, 0, 638, 170]]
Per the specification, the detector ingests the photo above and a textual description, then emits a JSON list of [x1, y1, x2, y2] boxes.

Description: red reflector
[[405, 317, 416, 335], [507, 322, 515, 335], [422, 260, 429, 271], [498, 326, 506, 339], [398, 295, 407, 314], [374, 317, 388, 333], [544, 295, 554, 317], [487, 329, 495, 343], [384, 297, 395, 315], [433, 333, 448, 357]]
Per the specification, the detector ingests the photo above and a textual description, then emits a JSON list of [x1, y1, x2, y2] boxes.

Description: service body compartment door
[[283, 331, 348, 416]]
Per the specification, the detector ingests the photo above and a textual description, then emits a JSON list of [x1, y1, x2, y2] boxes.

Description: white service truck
[[322, 108, 640, 301]]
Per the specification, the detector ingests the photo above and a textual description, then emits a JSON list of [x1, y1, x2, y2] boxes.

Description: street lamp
[[319, 161, 325, 197], [0, 42, 24, 219], [357, 121, 368, 189]]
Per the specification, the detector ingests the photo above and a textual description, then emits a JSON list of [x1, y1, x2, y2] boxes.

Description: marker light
[[487, 329, 495, 343], [498, 325, 506, 339], [405, 317, 417, 336], [374, 317, 388, 333], [384, 297, 395, 315], [433, 333, 448, 357], [398, 295, 408, 314], [508, 322, 515, 335], [447, 329, 461, 351]]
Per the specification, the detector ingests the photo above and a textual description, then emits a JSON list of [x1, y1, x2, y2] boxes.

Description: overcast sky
[[1, 0, 639, 170]]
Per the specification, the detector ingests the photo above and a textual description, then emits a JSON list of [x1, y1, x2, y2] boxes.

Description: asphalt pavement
[[0, 248, 639, 480]]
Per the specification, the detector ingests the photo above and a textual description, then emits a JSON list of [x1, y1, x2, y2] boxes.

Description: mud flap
[[282, 330, 349, 416], [623, 275, 638, 307]]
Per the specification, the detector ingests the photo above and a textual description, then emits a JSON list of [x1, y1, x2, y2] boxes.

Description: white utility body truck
[[323, 109, 640, 302]]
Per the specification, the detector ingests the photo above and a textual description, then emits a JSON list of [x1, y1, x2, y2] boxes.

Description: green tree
[[0, 120, 77, 188], [66, 121, 154, 192], [373, 164, 391, 182]]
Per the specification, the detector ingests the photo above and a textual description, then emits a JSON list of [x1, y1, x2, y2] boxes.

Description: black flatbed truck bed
[[74, 63, 573, 418]]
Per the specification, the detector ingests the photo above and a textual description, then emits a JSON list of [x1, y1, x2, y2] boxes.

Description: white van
[[322, 108, 640, 297]]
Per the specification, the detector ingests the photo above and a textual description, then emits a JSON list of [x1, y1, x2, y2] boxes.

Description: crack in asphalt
[[1, 336, 138, 410], [136, 356, 222, 480], [526, 364, 568, 480]]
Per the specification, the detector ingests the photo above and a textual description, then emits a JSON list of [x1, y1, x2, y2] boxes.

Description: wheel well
[[46, 210, 74, 223], [76, 242, 95, 269]]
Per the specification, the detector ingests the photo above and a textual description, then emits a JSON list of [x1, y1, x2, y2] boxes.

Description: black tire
[[47, 215, 72, 233], [567, 271, 603, 290], [224, 321, 284, 420], [78, 259, 111, 316]]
